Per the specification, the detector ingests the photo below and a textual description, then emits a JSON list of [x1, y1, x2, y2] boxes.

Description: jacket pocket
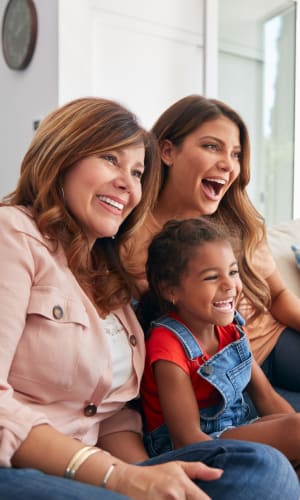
[[27, 285, 90, 326], [11, 285, 90, 392]]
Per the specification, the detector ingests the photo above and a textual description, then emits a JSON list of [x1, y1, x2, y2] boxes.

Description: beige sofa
[[267, 218, 300, 297], [264, 218, 300, 410]]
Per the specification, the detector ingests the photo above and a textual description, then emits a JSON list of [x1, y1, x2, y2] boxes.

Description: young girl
[[138, 218, 300, 476]]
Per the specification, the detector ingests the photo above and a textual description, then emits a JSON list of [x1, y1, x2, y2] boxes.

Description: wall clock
[[1, 0, 38, 70]]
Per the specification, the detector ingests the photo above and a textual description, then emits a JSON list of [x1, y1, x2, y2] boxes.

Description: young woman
[[1, 97, 296, 500], [138, 218, 300, 477], [121, 94, 300, 406]]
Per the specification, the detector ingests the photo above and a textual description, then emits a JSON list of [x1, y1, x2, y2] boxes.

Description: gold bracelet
[[65, 446, 92, 478], [65, 446, 100, 479], [101, 463, 116, 488]]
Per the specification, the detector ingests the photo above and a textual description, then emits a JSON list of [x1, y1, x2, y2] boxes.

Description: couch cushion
[[291, 245, 300, 270], [267, 218, 300, 297]]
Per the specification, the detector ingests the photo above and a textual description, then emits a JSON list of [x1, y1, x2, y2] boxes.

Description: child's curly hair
[[137, 217, 233, 334]]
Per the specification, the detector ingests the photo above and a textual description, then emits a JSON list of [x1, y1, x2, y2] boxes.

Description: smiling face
[[159, 116, 241, 218], [170, 240, 243, 331], [63, 144, 145, 247]]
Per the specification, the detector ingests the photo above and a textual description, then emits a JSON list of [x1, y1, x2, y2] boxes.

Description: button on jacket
[[0, 206, 145, 466]]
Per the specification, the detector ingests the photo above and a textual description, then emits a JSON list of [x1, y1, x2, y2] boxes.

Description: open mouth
[[213, 299, 234, 311], [202, 178, 225, 197]]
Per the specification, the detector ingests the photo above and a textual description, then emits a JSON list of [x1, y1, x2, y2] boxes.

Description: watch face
[[2, 0, 37, 70]]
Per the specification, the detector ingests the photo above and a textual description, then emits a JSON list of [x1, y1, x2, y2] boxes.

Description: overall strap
[[151, 316, 203, 359], [152, 311, 246, 360], [233, 310, 246, 338], [233, 310, 245, 326]]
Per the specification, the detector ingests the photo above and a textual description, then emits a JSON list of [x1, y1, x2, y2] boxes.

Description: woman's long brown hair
[[3, 97, 161, 315], [151, 94, 271, 321]]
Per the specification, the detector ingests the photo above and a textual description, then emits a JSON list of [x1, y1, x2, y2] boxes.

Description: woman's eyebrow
[[114, 149, 145, 168], [200, 135, 241, 150]]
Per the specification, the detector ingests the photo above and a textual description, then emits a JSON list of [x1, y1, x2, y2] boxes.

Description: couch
[[264, 218, 300, 410], [267, 218, 300, 297]]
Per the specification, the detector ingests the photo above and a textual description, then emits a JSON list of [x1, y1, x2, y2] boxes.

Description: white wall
[[58, 0, 205, 128], [0, 0, 58, 198], [0, 0, 208, 199]]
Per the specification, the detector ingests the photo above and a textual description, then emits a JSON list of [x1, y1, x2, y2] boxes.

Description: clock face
[[2, 0, 37, 70]]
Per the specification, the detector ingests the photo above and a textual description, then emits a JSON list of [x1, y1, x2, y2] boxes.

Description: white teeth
[[97, 196, 124, 211], [205, 178, 226, 185], [213, 299, 233, 310]]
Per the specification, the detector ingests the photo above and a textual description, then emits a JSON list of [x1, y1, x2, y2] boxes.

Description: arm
[[247, 358, 296, 416], [0, 209, 53, 464], [267, 268, 300, 330], [14, 423, 221, 499], [153, 360, 212, 448], [98, 430, 149, 463]]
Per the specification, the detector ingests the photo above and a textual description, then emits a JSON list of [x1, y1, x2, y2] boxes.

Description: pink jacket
[[0, 206, 145, 466]]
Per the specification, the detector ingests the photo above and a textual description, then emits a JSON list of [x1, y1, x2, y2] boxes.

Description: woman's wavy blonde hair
[[3, 97, 161, 314], [151, 94, 271, 321]]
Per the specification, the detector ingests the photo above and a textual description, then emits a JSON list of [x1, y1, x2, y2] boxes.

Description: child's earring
[[170, 295, 176, 306]]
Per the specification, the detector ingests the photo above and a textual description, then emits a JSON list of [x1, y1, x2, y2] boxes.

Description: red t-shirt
[[141, 312, 241, 431]]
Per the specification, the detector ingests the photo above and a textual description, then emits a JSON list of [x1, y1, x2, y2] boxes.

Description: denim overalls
[[144, 313, 253, 457]]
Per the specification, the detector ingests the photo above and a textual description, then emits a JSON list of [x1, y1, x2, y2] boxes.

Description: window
[[218, 0, 296, 224]]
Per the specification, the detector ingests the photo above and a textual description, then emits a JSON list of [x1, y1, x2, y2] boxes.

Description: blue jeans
[[0, 468, 129, 499], [1, 440, 299, 500]]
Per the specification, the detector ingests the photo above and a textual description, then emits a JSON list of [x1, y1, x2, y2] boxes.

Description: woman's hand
[[109, 460, 223, 499]]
